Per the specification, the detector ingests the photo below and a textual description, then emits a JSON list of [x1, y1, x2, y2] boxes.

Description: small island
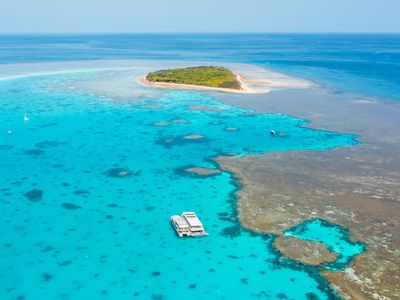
[[146, 66, 241, 89], [138, 66, 271, 94]]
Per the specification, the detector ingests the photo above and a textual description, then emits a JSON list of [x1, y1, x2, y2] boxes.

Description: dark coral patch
[[52, 164, 65, 169], [58, 260, 72, 266], [100, 290, 108, 295], [0, 145, 13, 151], [221, 225, 242, 238], [305, 293, 319, 300], [37, 122, 58, 128], [24, 149, 44, 156], [35, 141, 64, 149], [74, 189, 90, 195], [61, 203, 81, 210], [174, 165, 222, 178], [24, 189, 43, 202], [42, 273, 54, 282], [217, 211, 232, 221], [41, 246, 54, 253], [106, 168, 138, 178], [156, 135, 209, 148]]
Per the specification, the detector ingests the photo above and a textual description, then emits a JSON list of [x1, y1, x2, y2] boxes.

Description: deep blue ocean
[[1, 34, 400, 101]]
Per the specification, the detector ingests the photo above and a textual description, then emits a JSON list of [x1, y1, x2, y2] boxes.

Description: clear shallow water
[[1, 34, 400, 101], [0, 73, 361, 300]]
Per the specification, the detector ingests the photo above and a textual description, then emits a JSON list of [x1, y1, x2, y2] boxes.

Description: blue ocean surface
[[0, 72, 362, 299], [0, 34, 400, 101]]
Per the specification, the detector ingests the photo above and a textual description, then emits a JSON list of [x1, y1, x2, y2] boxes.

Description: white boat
[[24, 113, 30, 123], [171, 212, 208, 238]]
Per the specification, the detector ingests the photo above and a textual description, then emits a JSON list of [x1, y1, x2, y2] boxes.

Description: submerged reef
[[183, 134, 204, 140], [156, 134, 208, 147], [184, 167, 222, 177], [188, 105, 223, 111], [153, 121, 170, 127], [152, 119, 189, 127], [175, 166, 222, 178], [274, 236, 338, 266], [35, 140, 65, 149], [217, 147, 400, 300], [0, 145, 13, 151], [143, 104, 162, 109], [24, 149, 45, 156], [171, 119, 189, 124], [61, 203, 81, 210], [106, 168, 135, 178], [24, 189, 43, 202]]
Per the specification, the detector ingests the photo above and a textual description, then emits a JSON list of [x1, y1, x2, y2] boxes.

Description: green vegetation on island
[[146, 66, 241, 90]]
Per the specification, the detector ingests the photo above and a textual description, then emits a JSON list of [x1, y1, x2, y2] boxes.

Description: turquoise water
[[0, 73, 361, 299], [284, 219, 366, 270]]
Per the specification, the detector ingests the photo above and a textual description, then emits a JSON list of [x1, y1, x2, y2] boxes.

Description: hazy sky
[[1, 0, 400, 33]]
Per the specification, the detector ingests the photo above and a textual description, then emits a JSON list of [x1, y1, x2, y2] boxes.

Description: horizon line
[[0, 31, 399, 35]]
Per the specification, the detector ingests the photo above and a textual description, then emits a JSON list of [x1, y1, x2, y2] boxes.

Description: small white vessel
[[24, 113, 30, 123], [7, 129, 12, 135], [270, 130, 276, 135], [171, 212, 208, 238]]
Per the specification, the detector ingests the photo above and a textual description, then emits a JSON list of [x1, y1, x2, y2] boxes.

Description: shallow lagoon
[[0, 73, 361, 299], [284, 219, 365, 270]]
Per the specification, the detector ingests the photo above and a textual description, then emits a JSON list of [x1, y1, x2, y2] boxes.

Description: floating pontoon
[[171, 212, 208, 238]]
